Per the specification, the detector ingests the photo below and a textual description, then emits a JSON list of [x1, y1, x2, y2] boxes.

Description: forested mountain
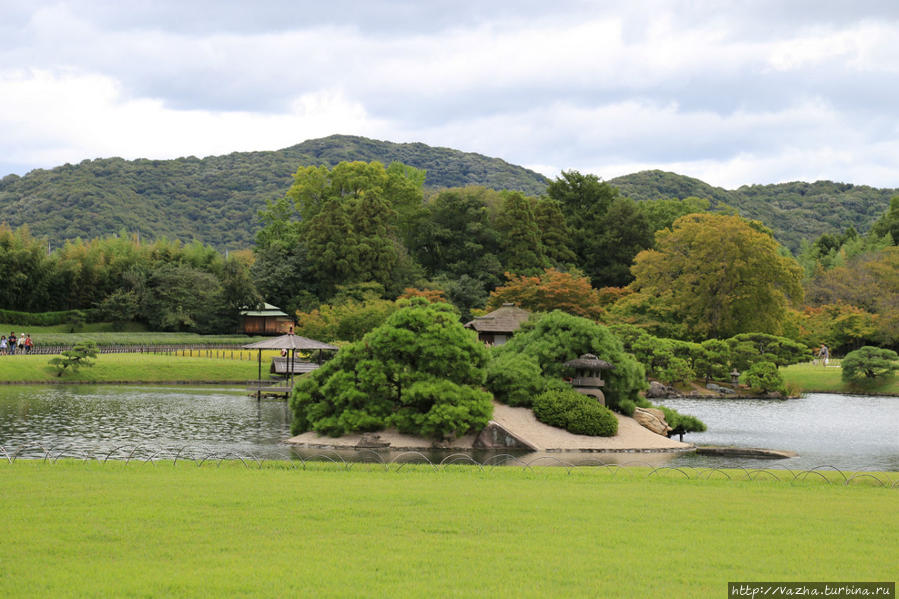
[[610, 170, 898, 251], [2, 136, 896, 253], [0, 135, 549, 249]]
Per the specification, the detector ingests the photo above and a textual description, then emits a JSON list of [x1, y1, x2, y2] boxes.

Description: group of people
[[0, 332, 33, 355]]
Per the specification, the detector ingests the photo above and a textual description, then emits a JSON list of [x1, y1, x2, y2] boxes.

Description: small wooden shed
[[239, 303, 294, 335], [464, 303, 531, 346]]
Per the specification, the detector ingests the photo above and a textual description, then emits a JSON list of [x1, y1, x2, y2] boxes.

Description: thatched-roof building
[[464, 303, 531, 346]]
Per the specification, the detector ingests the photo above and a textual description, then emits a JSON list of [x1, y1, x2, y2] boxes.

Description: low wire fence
[[6, 345, 261, 360], [2, 443, 898, 487]]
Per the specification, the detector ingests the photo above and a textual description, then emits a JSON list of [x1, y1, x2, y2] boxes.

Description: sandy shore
[[286, 402, 692, 453]]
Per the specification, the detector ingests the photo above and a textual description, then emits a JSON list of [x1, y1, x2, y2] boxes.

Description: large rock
[[633, 407, 672, 436], [645, 381, 670, 399]]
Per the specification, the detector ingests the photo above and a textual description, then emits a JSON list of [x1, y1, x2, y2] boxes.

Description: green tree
[[841, 346, 899, 382], [290, 299, 492, 440], [547, 171, 652, 287], [48, 341, 99, 377], [495, 192, 547, 274], [631, 213, 804, 339], [492, 311, 647, 410], [637, 196, 710, 235], [739, 361, 786, 395], [533, 198, 576, 266], [870, 195, 899, 246]]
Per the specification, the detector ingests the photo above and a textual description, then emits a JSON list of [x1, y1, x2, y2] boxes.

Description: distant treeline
[[2, 135, 897, 253]]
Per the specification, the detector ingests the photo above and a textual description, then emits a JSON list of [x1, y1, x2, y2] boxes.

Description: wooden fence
[[12, 345, 260, 360]]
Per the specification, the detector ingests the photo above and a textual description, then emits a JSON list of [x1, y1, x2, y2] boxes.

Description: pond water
[[1, 385, 897, 470], [659, 393, 899, 471], [0, 385, 293, 460]]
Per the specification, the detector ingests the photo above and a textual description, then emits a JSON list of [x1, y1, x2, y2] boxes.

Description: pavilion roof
[[242, 334, 338, 351], [464, 303, 531, 333], [239, 302, 289, 317]]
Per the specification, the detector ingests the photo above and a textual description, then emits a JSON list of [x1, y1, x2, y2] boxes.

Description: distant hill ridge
[[1, 136, 895, 252], [0, 135, 550, 249], [609, 170, 898, 251]]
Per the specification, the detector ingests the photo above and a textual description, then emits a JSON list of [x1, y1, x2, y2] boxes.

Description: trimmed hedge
[[532, 387, 618, 437]]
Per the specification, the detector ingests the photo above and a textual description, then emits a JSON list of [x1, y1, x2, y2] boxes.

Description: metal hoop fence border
[[3, 443, 898, 487]]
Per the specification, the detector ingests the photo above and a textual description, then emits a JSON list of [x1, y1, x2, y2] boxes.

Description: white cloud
[[3, 3, 899, 188], [0, 69, 386, 166]]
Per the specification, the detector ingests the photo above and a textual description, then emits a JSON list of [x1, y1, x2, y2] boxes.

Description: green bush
[[485, 353, 546, 407], [617, 399, 636, 417], [532, 388, 618, 437], [657, 406, 707, 435], [841, 346, 899, 383], [739, 361, 786, 395]]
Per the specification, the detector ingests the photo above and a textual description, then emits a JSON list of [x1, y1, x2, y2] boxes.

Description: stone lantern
[[730, 369, 741, 385], [562, 353, 615, 406]]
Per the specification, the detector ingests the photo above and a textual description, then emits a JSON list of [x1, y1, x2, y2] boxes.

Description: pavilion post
[[257, 349, 262, 401]]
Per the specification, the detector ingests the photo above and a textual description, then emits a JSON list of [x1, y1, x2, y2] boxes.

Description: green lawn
[[1, 461, 895, 598], [0, 326, 265, 347], [782, 361, 899, 395], [0, 352, 274, 383]]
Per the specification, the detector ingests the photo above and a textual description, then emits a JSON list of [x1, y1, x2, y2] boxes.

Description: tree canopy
[[289, 299, 492, 440], [631, 213, 804, 339]]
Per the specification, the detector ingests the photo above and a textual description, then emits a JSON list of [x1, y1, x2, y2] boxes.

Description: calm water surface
[[0, 385, 292, 459], [2, 386, 897, 470], [660, 393, 899, 471]]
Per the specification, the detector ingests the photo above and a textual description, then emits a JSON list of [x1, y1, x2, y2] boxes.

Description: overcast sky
[[3, 1, 899, 188]]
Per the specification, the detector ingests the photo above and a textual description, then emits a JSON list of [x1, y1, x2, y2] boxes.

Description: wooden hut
[[464, 303, 531, 346], [239, 303, 294, 335]]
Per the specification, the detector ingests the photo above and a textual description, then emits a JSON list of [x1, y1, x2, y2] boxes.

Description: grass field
[[0, 326, 265, 347], [1, 461, 895, 598], [0, 352, 278, 383], [781, 361, 899, 395]]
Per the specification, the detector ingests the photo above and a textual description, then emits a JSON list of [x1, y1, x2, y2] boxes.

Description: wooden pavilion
[[243, 334, 338, 398]]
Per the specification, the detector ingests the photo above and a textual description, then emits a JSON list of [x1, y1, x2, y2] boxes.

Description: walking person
[[8, 332, 16, 355], [17, 333, 25, 354], [24, 334, 33, 353], [0, 335, 7, 355]]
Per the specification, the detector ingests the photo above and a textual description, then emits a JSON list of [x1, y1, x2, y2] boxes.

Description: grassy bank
[[1, 461, 895, 598], [781, 361, 899, 395], [0, 327, 265, 347], [0, 353, 276, 383]]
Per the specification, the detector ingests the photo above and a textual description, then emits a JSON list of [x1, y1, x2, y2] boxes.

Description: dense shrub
[[617, 399, 636, 417], [290, 299, 492, 440], [739, 361, 786, 395], [841, 346, 899, 383], [484, 353, 545, 407], [532, 388, 618, 437], [493, 311, 646, 411]]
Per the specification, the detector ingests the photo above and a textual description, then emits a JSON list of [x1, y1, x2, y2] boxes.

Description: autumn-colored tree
[[398, 287, 447, 303], [631, 214, 804, 339], [805, 247, 899, 347], [486, 268, 604, 320]]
